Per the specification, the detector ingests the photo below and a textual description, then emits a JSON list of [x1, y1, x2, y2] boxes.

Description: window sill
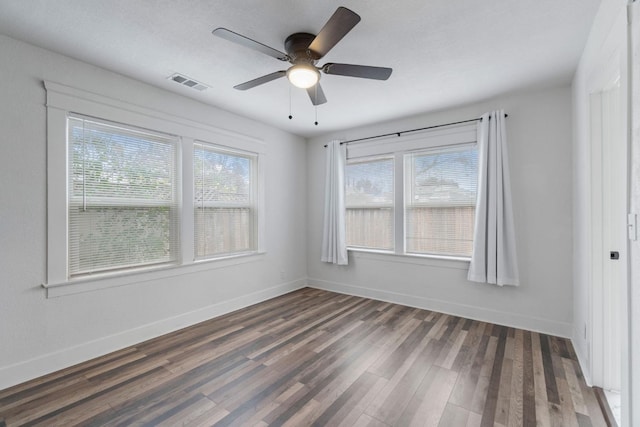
[[347, 248, 470, 270], [42, 251, 266, 298]]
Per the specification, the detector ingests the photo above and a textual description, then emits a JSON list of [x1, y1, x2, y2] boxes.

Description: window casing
[[344, 123, 478, 259], [194, 142, 257, 259], [45, 81, 266, 297]]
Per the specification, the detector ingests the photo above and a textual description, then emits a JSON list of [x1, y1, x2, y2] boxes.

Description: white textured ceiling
[[0, 0, 601, 137]]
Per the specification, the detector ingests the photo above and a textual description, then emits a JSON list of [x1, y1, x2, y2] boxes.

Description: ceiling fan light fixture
[[287, 64, 320, 89], [213, 7, 392, 106]]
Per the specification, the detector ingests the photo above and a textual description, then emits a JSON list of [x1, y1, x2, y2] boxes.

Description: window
[[345, 158, 394, 250], [68, 115, 179, 276], [405, 145, 478, 257], [45, 81, 266, 295], [344, 122, 478, 259], [194, 143, 257, 259]]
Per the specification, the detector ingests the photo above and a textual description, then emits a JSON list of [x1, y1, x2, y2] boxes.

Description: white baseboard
[[308, 278, 572, 338], [1, 277, 576, 391], [0, 278, 307, 391]]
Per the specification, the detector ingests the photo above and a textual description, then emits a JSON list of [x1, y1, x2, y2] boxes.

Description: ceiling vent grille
[[168, 73, 208, 91]]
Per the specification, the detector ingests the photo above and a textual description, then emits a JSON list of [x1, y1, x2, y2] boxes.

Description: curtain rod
[[323, 114, 508, 147]]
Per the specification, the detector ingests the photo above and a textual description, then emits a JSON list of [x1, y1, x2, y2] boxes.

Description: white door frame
[[625, 3, 640, 425], [586, 8, 630, 421], [589, 74, 624, 391]]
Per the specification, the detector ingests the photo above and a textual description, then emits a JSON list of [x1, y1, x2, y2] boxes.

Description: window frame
[[67, 114, 182, 277], [344, 123, 478, 262], [403, 143, 478, 258], [345, 155, 395, 251], [44, 81, 266, 297], [193, 141, 259, 260]]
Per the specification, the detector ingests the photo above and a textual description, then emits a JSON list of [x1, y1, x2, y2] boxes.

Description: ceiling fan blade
[[308, 7, 361, 59], [213, 28, 290, 61], [322, 63, 392, 80], [306, 83, 327, 105], [233, 71, 286, 90]]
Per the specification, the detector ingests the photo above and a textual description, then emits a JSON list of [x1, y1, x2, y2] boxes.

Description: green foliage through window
[[68, 115, 179, 276]]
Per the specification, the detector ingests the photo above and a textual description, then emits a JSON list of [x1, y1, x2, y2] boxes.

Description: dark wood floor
[[0, 288, 606, 426]]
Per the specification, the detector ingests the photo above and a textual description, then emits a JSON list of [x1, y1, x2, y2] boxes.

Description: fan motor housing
[[284, 32, 319, 62]]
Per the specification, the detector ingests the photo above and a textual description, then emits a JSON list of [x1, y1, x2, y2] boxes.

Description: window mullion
[[182, 138, 195, 264], [394, 153, 404, 254]]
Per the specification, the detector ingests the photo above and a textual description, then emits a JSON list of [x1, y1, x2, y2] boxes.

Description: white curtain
[[321, 140, 348, 265], [468, 110, 519, 286]]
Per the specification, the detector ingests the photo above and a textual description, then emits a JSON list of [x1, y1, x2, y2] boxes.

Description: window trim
[[346, 123, 477, 159], [344, 123, 478, 261], [350, 249, 470, 270], [44, 81, 266, 297]]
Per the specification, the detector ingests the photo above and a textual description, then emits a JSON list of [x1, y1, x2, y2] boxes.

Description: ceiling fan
[[212, 7, 392, 106]]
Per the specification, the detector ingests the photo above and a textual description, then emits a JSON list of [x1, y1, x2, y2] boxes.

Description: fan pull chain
[[288, 84, 293, 120], [314, 85, 318, 126]]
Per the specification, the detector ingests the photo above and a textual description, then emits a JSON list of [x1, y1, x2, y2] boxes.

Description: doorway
[[590, 79, 623, 390], [589, 67, 626, 423]]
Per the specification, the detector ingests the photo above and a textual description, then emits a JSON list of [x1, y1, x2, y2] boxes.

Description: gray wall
[[307, 86, 574, 337], [0, 34, 308, 389], [0, 32, 580, 395]]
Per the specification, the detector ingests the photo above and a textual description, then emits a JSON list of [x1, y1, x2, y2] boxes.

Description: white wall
[[0, 34, 308, 389], [307, 86, 574, 337]]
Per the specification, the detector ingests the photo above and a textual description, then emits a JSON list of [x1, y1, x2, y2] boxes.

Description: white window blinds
[[194, 142, 257, 259], [404, 145, 478, 257], [345, 157, 394, 250], [68, 115, 180, 277]]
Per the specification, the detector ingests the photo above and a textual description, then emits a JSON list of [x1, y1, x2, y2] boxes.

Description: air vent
[[168, 73, 209, 91]]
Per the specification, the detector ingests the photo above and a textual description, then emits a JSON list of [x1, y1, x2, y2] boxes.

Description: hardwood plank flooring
[[0, 288, 607, 426]]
